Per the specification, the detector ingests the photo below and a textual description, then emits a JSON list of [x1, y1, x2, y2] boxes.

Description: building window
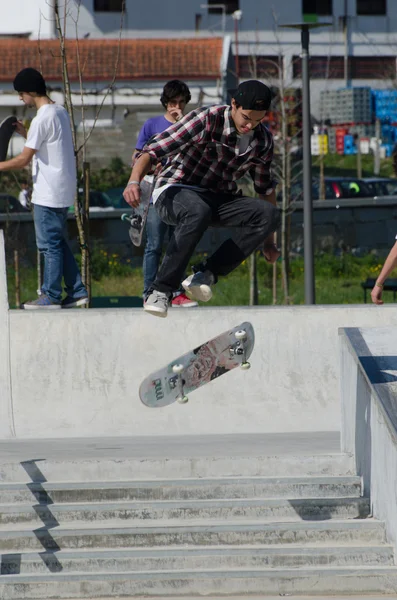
[[94, 0, 124, 12], [293, 55, 395, 79], [356, 0, 386, 15], [207, 0, 239, 15], [302, 0, 333, 16], [293, 56, 344, 79], [350, 56, 395, 79], [239, 56, 282, 79]]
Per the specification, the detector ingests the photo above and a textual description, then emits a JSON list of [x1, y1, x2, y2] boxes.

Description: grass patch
[[6, 252, 393, 309]]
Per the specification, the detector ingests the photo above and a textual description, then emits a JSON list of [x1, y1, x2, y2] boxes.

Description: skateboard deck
[[121, 178, 152, 247], [0, 116, 17, 162], [139, 321, 255, 408]]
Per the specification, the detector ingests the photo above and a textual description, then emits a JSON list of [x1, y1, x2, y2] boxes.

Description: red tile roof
[[0, 38, 224, 83]]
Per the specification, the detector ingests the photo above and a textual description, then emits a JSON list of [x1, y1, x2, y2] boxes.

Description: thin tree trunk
[[279, 66, 290, 304], [14, 250, 20, 308], [36, 248, 42, 296], [249, 252, 258, 305], [272, 232, 277, 305], [53, 0, 88, 286], [82, 161, 91, 304]]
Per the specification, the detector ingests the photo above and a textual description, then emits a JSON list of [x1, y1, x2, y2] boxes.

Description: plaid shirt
[[141, 105, 274, 196]]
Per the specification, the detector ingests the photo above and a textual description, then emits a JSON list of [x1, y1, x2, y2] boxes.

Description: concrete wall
[[4, 300, 397, 439], [340, 327, 397, 552], [0, 232, 15, 438]]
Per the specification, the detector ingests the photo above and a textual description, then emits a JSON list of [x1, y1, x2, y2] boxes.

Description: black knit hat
[[13, 68, 47, 96], [230, 80, 272, 111]]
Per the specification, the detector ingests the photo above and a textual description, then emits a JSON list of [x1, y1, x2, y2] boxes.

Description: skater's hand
[[263, 243, 281, 264], [123, 182, 141, 208], [371, 283, 384, 305], [13, 120, 27, 139]]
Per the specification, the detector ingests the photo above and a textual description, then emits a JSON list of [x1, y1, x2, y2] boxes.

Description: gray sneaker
[[182, 270, 215, 302], [144, 290, 170, 318]]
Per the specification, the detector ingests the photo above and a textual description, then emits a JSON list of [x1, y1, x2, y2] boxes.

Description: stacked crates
[[311, 133, 328, 155], [372, 90, 397, 122], [320, 87, 372, 124], [336, 128, 348, 155], [343, 134, 357, 155]]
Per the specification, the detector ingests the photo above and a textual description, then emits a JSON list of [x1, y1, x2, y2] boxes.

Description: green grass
[[312, 153, 394, 179], [6, 252, 393, 309]]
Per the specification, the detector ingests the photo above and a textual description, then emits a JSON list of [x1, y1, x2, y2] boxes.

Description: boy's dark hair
[[160, 80, 191, 108]]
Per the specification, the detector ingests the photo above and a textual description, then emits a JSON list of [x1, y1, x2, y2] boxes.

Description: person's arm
[[371, 240, 397, 305], [123, 108, 207, 208], [0, 147, 36, 171]]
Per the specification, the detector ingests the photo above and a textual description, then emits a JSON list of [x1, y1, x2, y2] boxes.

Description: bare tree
[[53, 0, 124, 301]]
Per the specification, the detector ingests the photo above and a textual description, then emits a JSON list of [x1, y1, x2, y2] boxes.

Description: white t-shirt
[[25, 104, 76, 208]]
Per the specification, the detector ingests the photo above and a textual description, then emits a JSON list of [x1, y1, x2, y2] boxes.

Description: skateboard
[[139, 322, 255, 407], [0, 116, 17, 161], [121, 178, 152, 247]]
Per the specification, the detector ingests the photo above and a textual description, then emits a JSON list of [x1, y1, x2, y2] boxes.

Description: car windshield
[[367, 180, 397, 196], [337, 180, 372, 198]]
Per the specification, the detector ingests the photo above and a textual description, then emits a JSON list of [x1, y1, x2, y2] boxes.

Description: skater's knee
[[254, 202, 280, 231]]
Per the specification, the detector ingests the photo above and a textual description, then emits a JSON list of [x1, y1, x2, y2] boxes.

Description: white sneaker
[[144, 290, 170, 318], [182, 270, 215, 302]]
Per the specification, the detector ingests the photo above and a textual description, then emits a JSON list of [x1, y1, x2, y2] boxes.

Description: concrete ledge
[[0, 231, 14, 438], [7, 304, 397, 438], [340, 326, 397, 553]]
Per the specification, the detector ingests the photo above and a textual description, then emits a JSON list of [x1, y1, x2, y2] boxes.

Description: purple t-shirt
[[136, 115, 172, 150]]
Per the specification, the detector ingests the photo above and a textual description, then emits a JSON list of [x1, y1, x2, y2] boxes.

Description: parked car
[[68, 189, 115, 213], [0, 193, 29, 214], [361, 177, 397, 197], [287, 177, 374, 202], [105, 187, 130, 209]]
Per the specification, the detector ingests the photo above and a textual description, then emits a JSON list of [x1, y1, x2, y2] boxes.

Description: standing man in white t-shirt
[[0, 68, 88, 309]]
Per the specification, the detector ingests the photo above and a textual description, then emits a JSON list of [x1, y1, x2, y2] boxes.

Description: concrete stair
[[0, 442, 395, 598]]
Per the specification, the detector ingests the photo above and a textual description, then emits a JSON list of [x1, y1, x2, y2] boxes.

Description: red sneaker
[[171, 293, 198, 308]]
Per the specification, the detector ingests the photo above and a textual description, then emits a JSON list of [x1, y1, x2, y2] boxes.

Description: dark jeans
[[143, 204, 174, 297], [153, 186, 280, 295], [33, 204, 87, 304]]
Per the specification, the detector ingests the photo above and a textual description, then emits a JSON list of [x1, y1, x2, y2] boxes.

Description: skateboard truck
[[230, 329, 251, 370], [170, 364, 188, 404], [121, 212, 142, 231]]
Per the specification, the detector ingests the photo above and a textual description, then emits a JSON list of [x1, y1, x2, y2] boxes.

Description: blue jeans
[[143, 204, 174, 297], [33, 204, 87, 304]]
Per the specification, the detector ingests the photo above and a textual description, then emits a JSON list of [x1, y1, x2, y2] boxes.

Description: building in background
[[0, 0, 394, 119], [0, 37, 235, 166]]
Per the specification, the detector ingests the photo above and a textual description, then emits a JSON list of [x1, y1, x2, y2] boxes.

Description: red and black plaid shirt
[[141, 105, 274, 196]]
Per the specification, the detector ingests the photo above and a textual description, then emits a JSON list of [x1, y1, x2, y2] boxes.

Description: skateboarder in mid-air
[[123, 80, 281, 318]]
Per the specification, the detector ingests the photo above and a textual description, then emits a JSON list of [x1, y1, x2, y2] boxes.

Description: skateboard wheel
[[172, 364, 184, 374], [121, 213, 129, 222], [235, 330, 247, 341], [240, 361, 251, 370], [177, 395, 189, 404]]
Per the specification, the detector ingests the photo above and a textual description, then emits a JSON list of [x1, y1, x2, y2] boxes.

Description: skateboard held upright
[[121, 178, 152, 247], [139, 322, 255, 407], [0, 116, 18, 162]]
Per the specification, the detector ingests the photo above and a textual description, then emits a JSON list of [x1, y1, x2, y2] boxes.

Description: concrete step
[[0, 545, 394, 575], [0, 476, 363, 504], [0, 497, 370, 527], [1, 566, 397, 598], [0, 453, 354, 483], [0, 519, 385, 552]]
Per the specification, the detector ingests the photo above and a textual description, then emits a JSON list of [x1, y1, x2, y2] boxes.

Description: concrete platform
[[0, 431, 341, 461]]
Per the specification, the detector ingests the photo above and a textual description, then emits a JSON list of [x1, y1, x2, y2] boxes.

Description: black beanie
[[13, 68, 47, 96]]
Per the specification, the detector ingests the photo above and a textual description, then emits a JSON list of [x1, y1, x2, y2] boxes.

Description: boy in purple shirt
[[134, 80, 197, 308]]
